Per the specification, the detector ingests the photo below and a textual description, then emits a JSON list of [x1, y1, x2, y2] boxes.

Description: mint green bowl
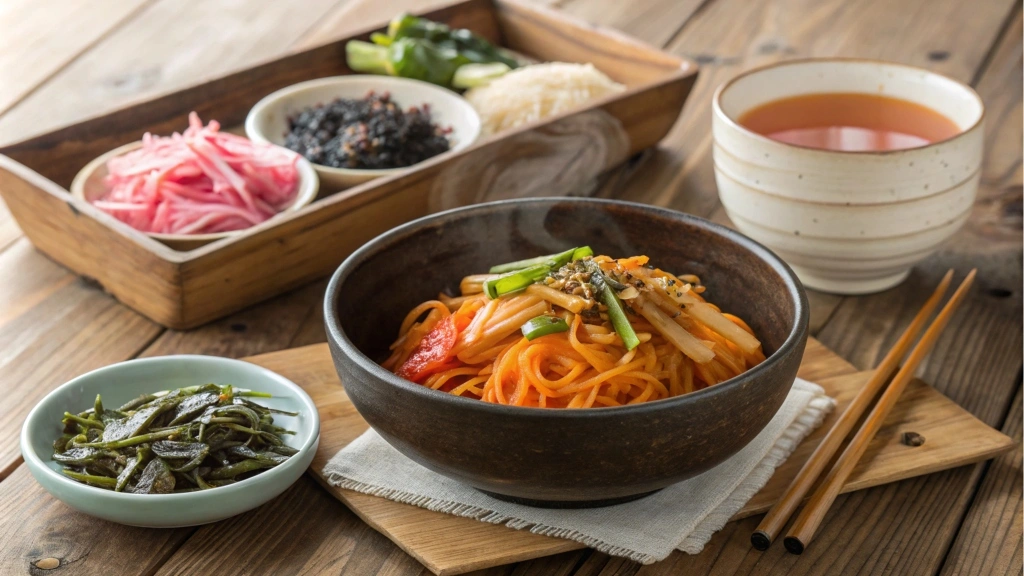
[[20, 355, 320, 528]]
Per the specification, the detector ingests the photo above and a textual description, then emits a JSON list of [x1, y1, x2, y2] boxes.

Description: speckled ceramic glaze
[[324, 198, 808, 506], [20, 356, 320, 527], [713, 59, 984, 295]]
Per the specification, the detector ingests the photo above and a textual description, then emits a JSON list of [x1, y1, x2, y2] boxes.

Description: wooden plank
[[146, 340, 1003, 576], [940, 385, 1023, 576], [0, 0, 516, 188], [958, 5, 1023, 258], [0, 0, 150, 122], [0, 161, 187, 321], [495, 1, 693, 84], [295, 0, 456, 50], [0, 239, 161, 479], [0, 3, 1015, 576], [582, 0, 1023, 574], [594, 0, 1015, 339], [0, 0, 694, 330], [739, 374, 1014, 517], [610, 0, 1019, 217], [581, 466, 988, 576], [937, 12, 1023, 575], [557, 0, 704, 48], [284, 280, 331, 349], [0, 0, 351, 254], [144, 339, 850, 576], [119, 338, 842, 576], [152, 476, 393, 576], [0, 466, 191, 575], [0, 0, 347, 146], [623, 192, 1023, 568], [0, 269, 331, 573], [138, 279, 327, 359]]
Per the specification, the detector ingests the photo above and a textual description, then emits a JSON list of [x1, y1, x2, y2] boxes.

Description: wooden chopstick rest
[[783, 269, 977, 554], [750, 270, 954, 551]]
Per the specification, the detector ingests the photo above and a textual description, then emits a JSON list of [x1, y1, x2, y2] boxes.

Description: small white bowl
[[20, 355, 320, 528], [244, 75, 481, 191], [712, 59, 984, 294], [71, 141, 319, 251]]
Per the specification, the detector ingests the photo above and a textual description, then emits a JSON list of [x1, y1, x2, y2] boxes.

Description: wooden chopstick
[[750, 269, 954, 551], [782, 269, 977, 554]]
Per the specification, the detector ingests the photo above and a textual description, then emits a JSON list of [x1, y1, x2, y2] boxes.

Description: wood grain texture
[[937, 17, 1023, 574], [0, 1, 1018, 576], [0, 0, 150, 122], [610, 466, 988, 576], [557, 0, 705, 48], [138, 279, 327, 359], [603, 0, 1019, 334], [152, 476, 388, 576], [0, 0, 345, 145], [610, 0, 1018, 216], [575, 0, 1022, 574], [0, 466, 191, 575], [0, 0, 695, 330], [740, 374, 1014, 517], [0, 240, 160, 479], [958, 5, 1022, 257], [0, 159, 186, 317], [286, 281, 331, 349], [940, 385, 1023, 576], [295, 0, 454, 49], [225, 340, 1008, 575], [495, 0, 694, 85]]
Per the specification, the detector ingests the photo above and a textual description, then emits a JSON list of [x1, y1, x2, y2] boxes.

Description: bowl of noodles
[[324, 198, 808, 506]]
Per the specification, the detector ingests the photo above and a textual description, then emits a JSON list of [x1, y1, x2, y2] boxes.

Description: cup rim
[[712, 57, 986, 156]]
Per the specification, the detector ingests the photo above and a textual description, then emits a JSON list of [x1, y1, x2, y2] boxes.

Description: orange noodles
[[383, 253, 766, 408]]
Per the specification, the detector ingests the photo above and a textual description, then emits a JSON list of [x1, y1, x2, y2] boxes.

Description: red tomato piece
[[397, 316, 459, 383]]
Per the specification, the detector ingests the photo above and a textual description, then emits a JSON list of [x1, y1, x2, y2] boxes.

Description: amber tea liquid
[[737, 93, 961, 152]]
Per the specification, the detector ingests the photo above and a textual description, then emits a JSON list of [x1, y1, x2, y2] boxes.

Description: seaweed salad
[[52, 384, 297, 493]]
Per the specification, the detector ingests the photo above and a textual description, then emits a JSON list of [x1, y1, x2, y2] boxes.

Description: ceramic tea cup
[[712, 58, 984, 294]]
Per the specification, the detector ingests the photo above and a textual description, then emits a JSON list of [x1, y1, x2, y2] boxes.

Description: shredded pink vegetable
[[93, 112, 301, 235]]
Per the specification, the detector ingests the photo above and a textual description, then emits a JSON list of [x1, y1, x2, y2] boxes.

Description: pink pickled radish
[[92, 112, 301, 236]]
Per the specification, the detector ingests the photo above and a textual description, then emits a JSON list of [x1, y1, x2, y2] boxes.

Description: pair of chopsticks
[[751, 268, 976, 554]]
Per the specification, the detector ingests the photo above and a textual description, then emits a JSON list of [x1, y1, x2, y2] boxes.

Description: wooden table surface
[[0, 0, 1020, 574]]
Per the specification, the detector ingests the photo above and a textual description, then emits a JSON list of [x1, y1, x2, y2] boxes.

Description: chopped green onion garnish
[[483, 264, 549, 298], [585, 261, 639, 350], [521, 315, 570, 340], [488, 246, 593, 274], [600, 283, 639, 350], [571, 246, 594, 261]]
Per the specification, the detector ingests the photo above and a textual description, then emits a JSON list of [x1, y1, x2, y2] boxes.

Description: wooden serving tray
[[244, 338, 1013, 575], [0, 0, 697, 329]]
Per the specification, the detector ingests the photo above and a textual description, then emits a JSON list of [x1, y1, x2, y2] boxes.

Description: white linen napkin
[[322, 378, 834, 564]]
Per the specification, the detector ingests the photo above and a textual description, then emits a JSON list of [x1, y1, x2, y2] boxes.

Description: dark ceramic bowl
[[324, 198, 808, 507]]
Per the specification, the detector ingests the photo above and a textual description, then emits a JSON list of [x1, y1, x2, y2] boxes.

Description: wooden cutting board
[[244, 338, 1013, 576]]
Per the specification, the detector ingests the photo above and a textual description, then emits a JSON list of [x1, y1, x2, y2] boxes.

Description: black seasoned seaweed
[[283, 92, 451, 170]]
